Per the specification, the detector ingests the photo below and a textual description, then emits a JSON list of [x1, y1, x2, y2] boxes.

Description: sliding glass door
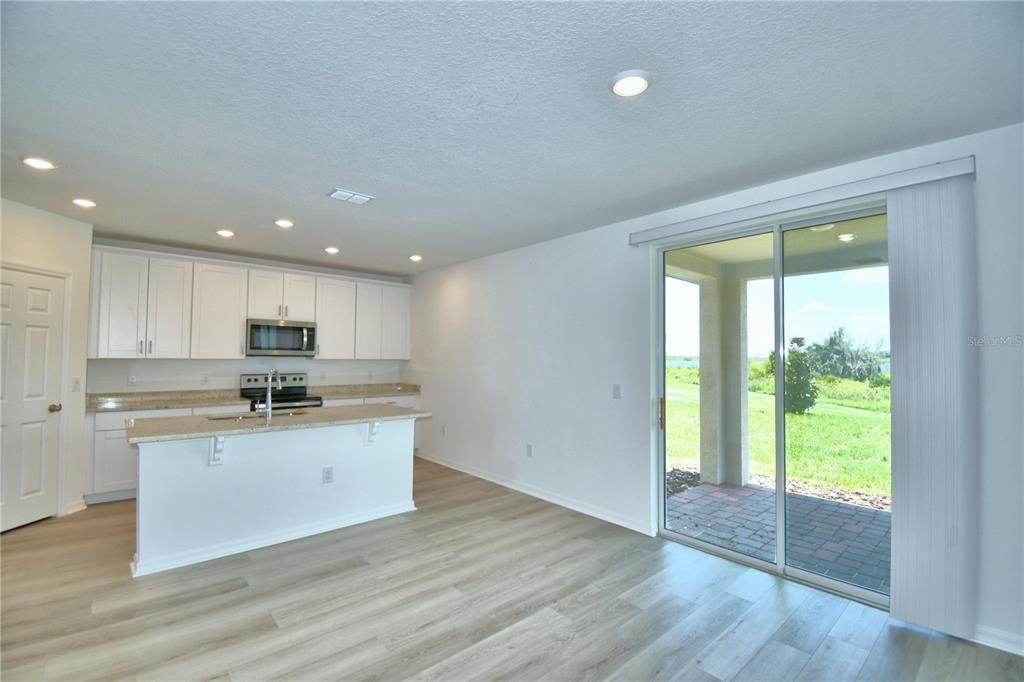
[[661, 210, 891, 602], [663, 231, 777, 564], [781, 215, 891, 595]]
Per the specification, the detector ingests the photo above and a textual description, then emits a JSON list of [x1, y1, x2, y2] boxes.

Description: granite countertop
[[87, 383, 420, 413], [127, 403, 431, 444]]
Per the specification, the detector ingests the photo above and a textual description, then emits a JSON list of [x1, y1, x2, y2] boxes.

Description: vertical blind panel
[[888, 175, 979, 640]]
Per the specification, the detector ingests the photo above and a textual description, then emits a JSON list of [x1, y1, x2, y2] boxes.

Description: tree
[[807, 327, 882, 381], [784, 337, 817, 414]]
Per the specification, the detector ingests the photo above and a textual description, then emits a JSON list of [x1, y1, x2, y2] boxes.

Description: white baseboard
[[417, 453, 655, 537], [84, 489, 136, 505], [60, 497, 87, 516], [974, 624, 1024, 657], [131, 500, 416, 577]]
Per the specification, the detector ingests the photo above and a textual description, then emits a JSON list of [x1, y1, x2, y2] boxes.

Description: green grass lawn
[[666, 369, 891, 496]]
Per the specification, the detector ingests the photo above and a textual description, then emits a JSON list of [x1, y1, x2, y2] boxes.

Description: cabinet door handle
[[139, 339, 144, 354], [278, 304, 282, 318], [147, 340, 153, 355], [285, 305, 289, 318]]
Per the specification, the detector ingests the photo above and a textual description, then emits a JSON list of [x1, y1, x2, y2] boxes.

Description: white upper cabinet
[[247, 269, 284, 319], [97, 251, 148, 358], [355, 282, 411, 360], [191, 262, 248, 358], [381, 284, 411, 360], [145, 257, 193, 358], [283, 273, 316, 321], [355, 282, 383, 359], [315, 277, 356, 359], [247, 269, 316, 321], [88, 246, 409, 362]]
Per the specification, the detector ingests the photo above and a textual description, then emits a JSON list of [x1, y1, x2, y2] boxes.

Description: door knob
[[48, 403, 62, 413]]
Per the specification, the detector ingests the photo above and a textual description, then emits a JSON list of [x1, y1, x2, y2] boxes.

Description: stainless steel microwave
[[245, 319, 317, 357]]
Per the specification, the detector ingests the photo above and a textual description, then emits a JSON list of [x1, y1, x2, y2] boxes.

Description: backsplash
[[86, 358, 402, 393]]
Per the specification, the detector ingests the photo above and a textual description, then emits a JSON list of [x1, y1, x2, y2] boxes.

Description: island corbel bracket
[[208, 436, 226, 466], [366, 421, 382, 446]]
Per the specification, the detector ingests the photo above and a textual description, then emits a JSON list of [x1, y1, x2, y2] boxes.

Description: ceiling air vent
[[329, 188, 374, 205]]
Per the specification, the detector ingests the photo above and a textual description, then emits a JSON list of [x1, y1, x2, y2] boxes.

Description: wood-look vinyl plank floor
[[2, 457, 1021, 681]]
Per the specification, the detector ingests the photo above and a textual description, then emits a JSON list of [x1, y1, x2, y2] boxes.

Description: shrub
[[783, 337, 817, 414]]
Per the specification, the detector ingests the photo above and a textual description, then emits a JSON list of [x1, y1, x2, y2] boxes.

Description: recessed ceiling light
[[274, 219, 294, 229], [72, 198, 96, 208], [324, 246, 340, 255], [809, 223, 835, 232], [610, 70, 651, 97], [409, 254, 423, 262], [216, 229, 235, 238], [329, 188, 374, 205], [837, 233, 857, 242], [22, 157, 57, 170]]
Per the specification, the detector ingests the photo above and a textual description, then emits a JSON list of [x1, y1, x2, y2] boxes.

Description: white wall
[[406, 123, 1023, 651], [1, 199, 94, 515], [87, 358, 401, 393]]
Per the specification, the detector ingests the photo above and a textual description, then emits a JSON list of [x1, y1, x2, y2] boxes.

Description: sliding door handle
[[659, 397, 665, 431]]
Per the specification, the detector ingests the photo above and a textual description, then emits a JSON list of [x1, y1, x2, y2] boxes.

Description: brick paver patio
[[666, 480, 890, 594]]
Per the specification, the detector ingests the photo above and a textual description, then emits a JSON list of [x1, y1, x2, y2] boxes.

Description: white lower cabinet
[[88, 408, 191, 502], [92, 429, 137, 496]]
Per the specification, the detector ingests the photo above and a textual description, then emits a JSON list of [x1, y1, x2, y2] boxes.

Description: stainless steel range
[[240, 372, 323, 411]]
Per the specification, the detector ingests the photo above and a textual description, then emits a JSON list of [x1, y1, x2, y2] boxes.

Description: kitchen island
[[126, 403, 430, 577]]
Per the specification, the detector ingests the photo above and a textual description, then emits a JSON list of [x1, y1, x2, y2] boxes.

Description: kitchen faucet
[[265, 368, 282, 424]]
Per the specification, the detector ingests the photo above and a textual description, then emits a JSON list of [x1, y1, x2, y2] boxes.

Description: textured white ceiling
[[2, 2, 1021, 276]]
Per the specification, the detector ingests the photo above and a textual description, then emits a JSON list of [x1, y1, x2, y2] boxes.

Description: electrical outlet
[[612, 383, 622, 400], [200, 374, 209, 386], [322, 467, 334, 484], [127, 375, 137, 385], [526, 443, 534, 457]]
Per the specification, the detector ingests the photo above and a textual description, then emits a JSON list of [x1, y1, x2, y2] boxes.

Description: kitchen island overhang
[[126, 404, 430, 577]]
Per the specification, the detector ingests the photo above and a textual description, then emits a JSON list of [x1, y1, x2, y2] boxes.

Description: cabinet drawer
[[364, 396, 420, 409], [192, 404, 251, 416], [95, 407, 192, 431], [322, 398, 364, 407]]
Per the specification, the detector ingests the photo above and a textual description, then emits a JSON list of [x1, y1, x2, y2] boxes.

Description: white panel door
[[145, 257, 193, 358], [380, 285, 411, 360], [97, 251, 148, 358], [191, 263, 248, 358], [283, 273, 316, 321], [315, 277, 356, 359], [247, 269, 284, 319], [355, 282, 383, 359], [0, 268, 65, 531]]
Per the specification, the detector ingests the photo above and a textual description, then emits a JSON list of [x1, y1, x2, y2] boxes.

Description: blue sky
[[666, 266, 890, 358]]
